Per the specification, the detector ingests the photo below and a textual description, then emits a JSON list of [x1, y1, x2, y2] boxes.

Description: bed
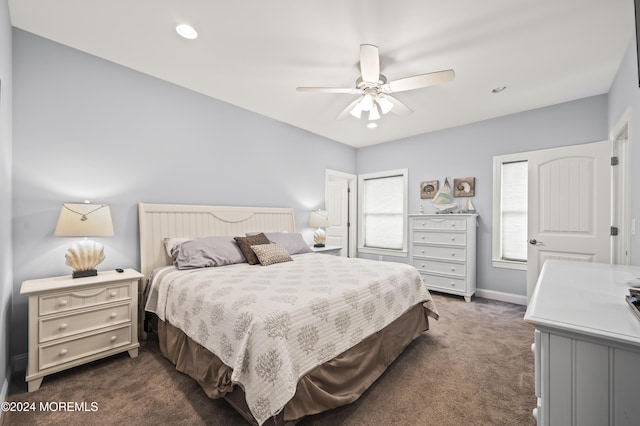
[[139, 203, 438, 425]]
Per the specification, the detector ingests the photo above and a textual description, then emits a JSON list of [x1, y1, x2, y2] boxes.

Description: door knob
[[529, 239, 542, 245]]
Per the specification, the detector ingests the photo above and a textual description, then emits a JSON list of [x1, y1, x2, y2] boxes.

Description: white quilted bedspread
[[145, 253, 438, 425]]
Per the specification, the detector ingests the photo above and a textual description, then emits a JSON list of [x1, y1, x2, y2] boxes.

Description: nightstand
[[20, 269, 143, 392], [311, 245, 342, 256]]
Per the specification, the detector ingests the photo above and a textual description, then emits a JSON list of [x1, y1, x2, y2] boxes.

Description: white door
[[611, 107, 631, 265], [325, 170, 357, 257], [526, 140, 611, 301]]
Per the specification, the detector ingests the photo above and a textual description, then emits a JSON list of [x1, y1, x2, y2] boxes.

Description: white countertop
[[524, 260, 640, 347]]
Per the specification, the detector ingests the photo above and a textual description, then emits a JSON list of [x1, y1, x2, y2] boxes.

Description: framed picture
[[454, 177, 475, 197], [420, 180, 439, 199]]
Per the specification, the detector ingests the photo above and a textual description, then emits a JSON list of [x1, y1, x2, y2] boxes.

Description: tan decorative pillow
[[250, 243, 293, 266], [234, 233, 270, 265], [163, 237, 191, 257]]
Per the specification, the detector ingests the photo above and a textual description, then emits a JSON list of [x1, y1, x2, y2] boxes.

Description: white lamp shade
[[55, 203, 114, 237], [309, 210, 330, 228], [368, 105, 381, 121]]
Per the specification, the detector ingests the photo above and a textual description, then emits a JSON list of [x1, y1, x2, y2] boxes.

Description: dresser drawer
[[39, 283, 131, 315], [39, 303, 131, 343], [422, 273, 467, 292], [39, 325, 132, 371], [412, 217, 467, 231], [413, 259, 466, 277], [412, 244, 466, 261], [413, 230, 466, 246]]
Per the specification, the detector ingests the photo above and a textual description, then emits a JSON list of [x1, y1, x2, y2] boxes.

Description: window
[[493, 155, 528, 270], [358, 169, 408, 256]]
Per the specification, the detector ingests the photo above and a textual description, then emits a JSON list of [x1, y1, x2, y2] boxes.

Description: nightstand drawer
[[39, 303, 131, 343], [422, 273, 467, 292], [413, 230, 466, 246], [413, 259, 466, 277], [412, 244, 466, 261], [39, 324, 132, 370], [412, 217, 467, 231], [39, 283, 131, 315]]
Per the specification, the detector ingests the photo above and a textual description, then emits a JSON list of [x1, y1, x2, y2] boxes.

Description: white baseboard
[[475, 288, 527, 306]]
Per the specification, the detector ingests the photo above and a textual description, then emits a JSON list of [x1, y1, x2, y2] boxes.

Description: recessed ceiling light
[[491, 86, 508, 94], [367, 123, 378, 129], [176, 24, 198, 40]]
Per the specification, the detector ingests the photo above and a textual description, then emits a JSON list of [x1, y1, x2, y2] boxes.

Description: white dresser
[[408, 214, 478, 302], [20, 269, 143, 391], [524, 260, 640, 426]]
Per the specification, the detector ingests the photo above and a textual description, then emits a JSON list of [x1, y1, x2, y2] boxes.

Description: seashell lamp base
[[65, 240, 106, 279], [313, 228, 326, 248]]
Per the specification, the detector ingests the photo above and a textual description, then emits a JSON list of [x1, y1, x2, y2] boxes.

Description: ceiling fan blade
[[384, 69, 455, 93], [297, 87, 361, 94], [360, 44, 380, 84], [336, 97, 363, 120], [385, 95, 413, 116]]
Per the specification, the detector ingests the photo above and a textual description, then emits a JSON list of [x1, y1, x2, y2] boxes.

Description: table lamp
[[54, 202, 114, 278], [309, 210, 330, 247]]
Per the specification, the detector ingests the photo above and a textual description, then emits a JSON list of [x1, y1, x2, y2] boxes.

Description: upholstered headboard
[[138, 203, 297, 281]]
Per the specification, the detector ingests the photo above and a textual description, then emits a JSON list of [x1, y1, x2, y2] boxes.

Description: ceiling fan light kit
[[297, 44, 455, 122], [176, 24, 198, 40]]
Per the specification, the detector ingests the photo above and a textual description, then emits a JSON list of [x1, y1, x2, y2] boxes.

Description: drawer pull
[[110, 313, 118, 319], [451, 267, 455, 272], [451, 252, 456, 257], [451, 282, 456, 287], [110, 336, 117, 342], [451, 223, 456, 227], [59, 349, 68, 356], [451, 237, 456, 241], [421, 249, 425, 254], [421, 235, 425, 240], [59, 323, 68, 330], [110, 291, 117, 297], [59, 300, 68, 306]]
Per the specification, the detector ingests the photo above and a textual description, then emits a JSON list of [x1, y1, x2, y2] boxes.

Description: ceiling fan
[[297, 44, 455, 121]]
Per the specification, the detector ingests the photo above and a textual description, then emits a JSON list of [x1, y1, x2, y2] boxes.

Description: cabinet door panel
[[613, 349, 640, 425], [548, 334, 573, 425], [575, 340, 609, 426]]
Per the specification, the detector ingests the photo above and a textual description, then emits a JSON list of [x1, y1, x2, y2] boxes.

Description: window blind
[[501, 161, 528, 261], [362, 175, 404, 250]]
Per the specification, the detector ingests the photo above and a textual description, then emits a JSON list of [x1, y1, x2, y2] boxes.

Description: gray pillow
[[247, 232, 312, 255], [172, 236, 245, 270]]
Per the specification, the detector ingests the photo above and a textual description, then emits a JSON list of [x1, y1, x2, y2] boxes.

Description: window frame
[[357, 168, 408, 257], [492, 153, 528, 271]]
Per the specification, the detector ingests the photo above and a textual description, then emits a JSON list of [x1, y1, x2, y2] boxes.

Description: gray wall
[[356, 95, 609, 297], [608, 37, 640, 265], [11, 29, 356, 357], [0, 0, 13, 400]]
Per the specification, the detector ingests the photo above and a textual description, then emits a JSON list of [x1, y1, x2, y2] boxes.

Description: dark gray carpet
[[2, 293, 536, 425]]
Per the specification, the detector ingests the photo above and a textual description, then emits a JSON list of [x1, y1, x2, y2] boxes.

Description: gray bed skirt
[[157, 302, 430, 424]]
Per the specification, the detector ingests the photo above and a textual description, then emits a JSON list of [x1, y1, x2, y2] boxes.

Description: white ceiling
[[8, 0, 635, 148]]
